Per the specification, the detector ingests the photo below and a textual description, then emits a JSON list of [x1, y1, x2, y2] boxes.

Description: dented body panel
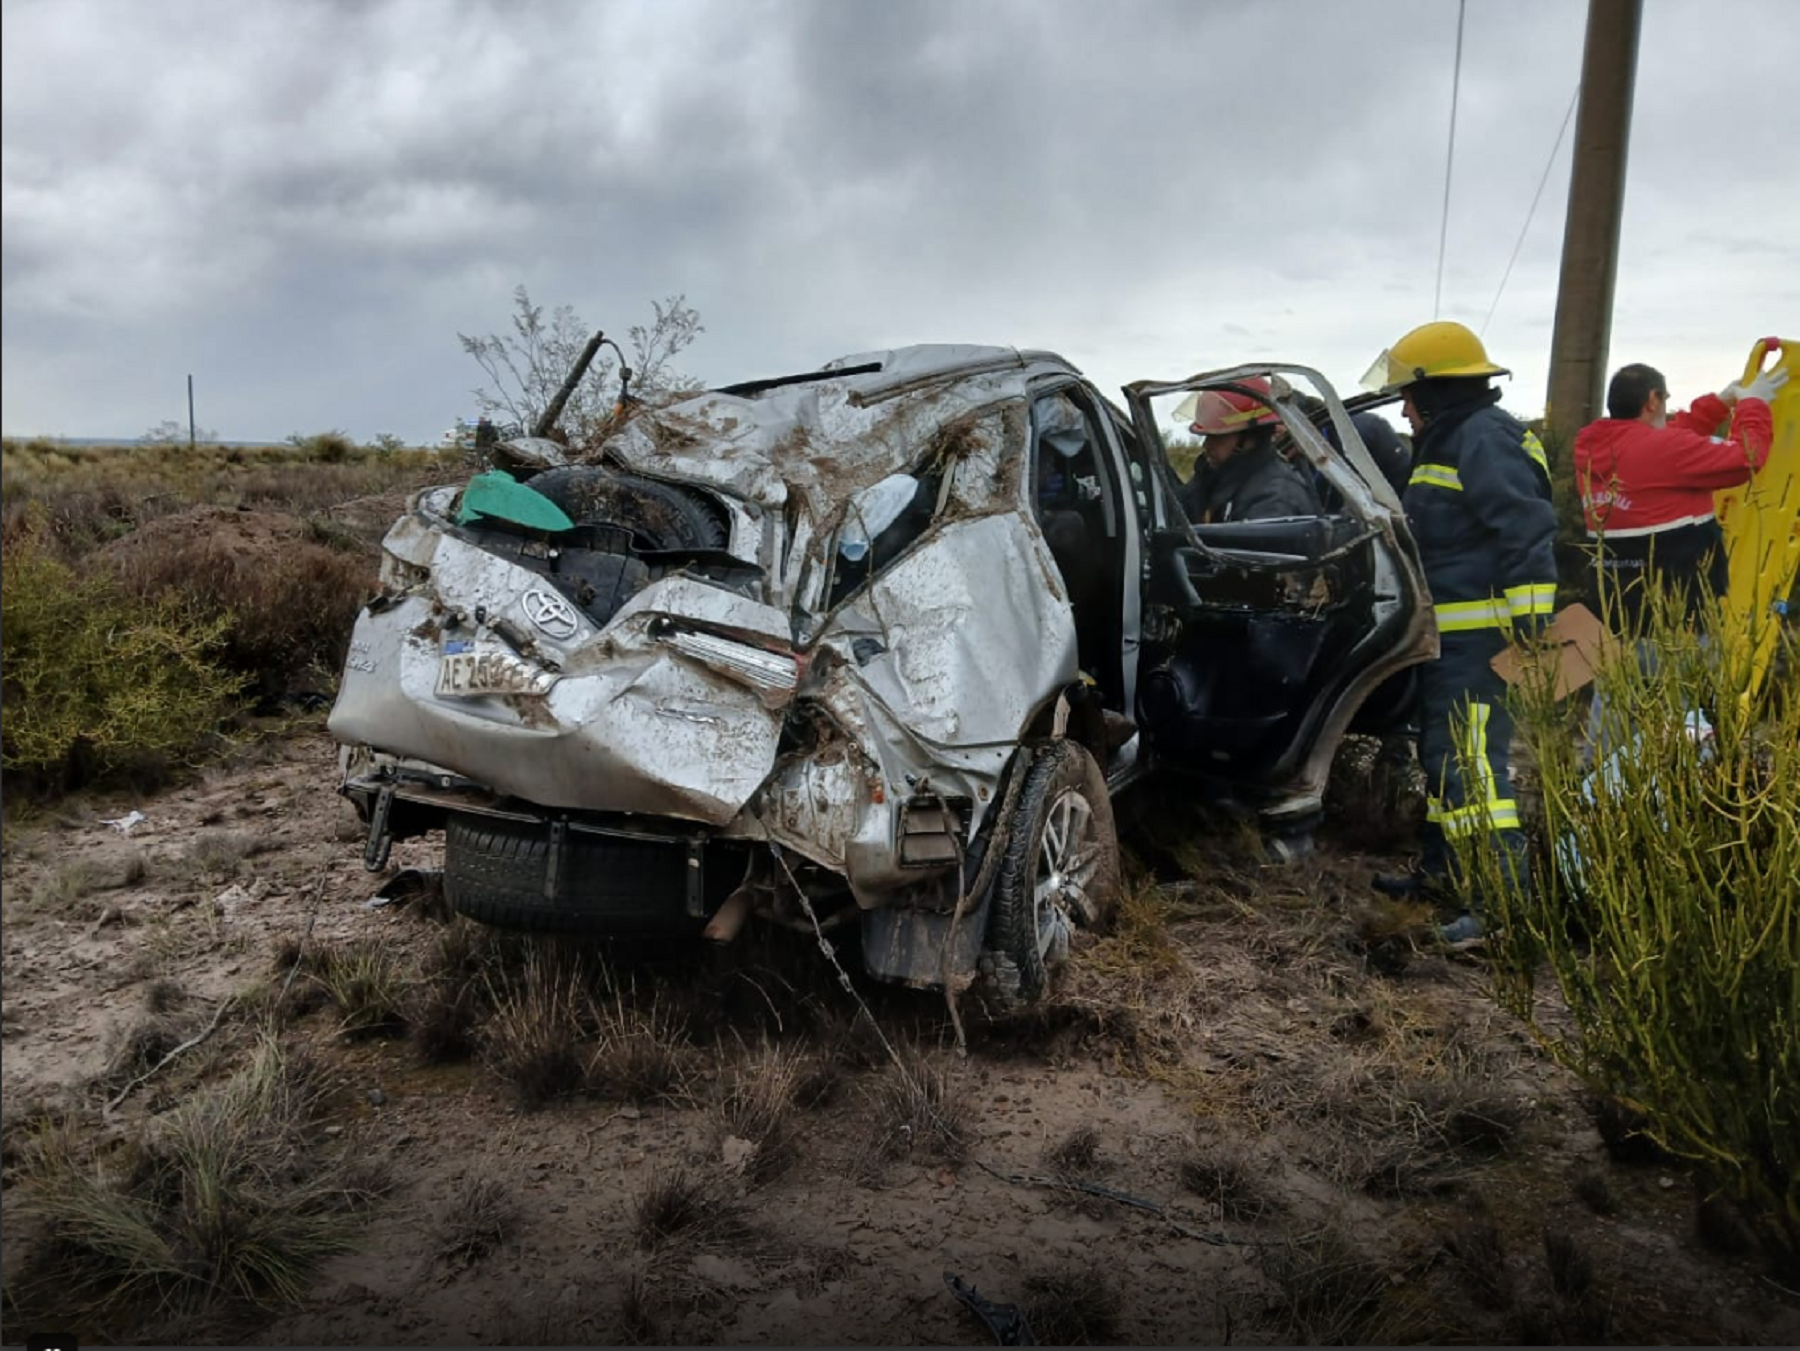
[[330, 344, 1432, 988]]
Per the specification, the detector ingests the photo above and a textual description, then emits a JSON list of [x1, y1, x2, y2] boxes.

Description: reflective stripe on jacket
[[1572, 394, 1772, 627], [1404, 394, 1558, 634], [1573, 394, 1773, 538]]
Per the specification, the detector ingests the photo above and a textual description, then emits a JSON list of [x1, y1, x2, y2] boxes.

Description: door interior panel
[[1140, 515, 1382, 775]]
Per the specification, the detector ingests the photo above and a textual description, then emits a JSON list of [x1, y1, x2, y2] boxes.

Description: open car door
[[1121, 364, 1436, 831]]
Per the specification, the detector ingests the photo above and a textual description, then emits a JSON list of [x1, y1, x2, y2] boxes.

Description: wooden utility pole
[[187, 374, 197, 450], [1545, 0, 1643, 448]]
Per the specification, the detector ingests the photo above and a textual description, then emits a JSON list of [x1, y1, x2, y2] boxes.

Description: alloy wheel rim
[[1034, 786, 1100, 958]]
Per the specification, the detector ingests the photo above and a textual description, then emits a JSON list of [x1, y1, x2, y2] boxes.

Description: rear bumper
[[345, 771, 737, 930]]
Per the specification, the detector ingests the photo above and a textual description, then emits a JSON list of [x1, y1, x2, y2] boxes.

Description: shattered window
[[827, 465, 944, 608], [1031, 389, 1117, 540]]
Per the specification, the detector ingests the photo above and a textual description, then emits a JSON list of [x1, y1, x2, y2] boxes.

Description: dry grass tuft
[[28, 860, 104, 912], [98, 1012, 204, 1090], [1440, 1204, 1515, 1311], [1257, 1223, 1391, 1346], [406, 921, 500, 1064], [631, 1166, 740, 1250], [1542, 1227, 1594, 1303], [1693, 1185, 1759, 1257], [1588, 1092, 1678, 1166], [1304, 1040, 1524, 1198], [7, 1038, 385, 1326], [409, 980, 484, 1065], [1043, 1124, 1101, 1178], [1075, 874, 1182, 982], [434, 1174, 517, 1265], [588, 988, 695, 1107], [1023, 1264, 1124, 1346], [178, 828, 271, 884], [1507, 1228, 1611, 1344], [866, 1050, 974, 1165], [480, 948, 593, 1109], [1570, 1165, 1618, 1217], [142, 977, 187, 1015], [118, 848, 150, 887], [1177, 1140, 1279, 1223], [613, 1275, 663, 1344], [308, 939, 411, 1040], [808, 1007, 893, 1076], [716, 1039, 805, 1185]]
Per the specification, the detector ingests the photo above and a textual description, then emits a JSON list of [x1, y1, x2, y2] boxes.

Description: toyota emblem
[[522, 587, 580, 640]]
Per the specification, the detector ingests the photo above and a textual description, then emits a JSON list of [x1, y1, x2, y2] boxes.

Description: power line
[[1480, 86, 1580, 339], [1433, 0, 1467, 320]]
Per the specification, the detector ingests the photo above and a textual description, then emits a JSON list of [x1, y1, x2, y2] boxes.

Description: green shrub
[[1467, 593, 1798, 1269], [0, 529, 248, 794], [95, 511, 374, 703], [285, 430, 356, 464]]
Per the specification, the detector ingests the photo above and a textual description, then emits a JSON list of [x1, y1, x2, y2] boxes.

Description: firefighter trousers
[[1416, 633, 1527, 894]]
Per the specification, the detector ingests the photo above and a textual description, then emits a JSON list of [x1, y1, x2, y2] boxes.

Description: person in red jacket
[[1574, 361, 1788, 632]]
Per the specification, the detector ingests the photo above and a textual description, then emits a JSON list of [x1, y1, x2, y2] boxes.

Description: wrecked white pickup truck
[[330, 344, 1433, 1006]]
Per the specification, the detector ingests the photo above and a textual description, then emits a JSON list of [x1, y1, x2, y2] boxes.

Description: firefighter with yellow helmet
[[1362, 321, 1557, 941]]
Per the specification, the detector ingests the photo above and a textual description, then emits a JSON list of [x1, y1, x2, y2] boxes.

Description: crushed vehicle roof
[[593, 343, 1073, 521]]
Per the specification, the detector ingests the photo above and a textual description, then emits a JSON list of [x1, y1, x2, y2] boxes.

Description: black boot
[[1372, 870, 1425, 898], [1372, 869, 1452, 903]]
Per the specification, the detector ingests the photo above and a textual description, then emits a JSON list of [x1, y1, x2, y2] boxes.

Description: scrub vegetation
[[0, 436, 456, 798], [1464, 587, 1800, 1275], [3, 381, 1795, 1341]]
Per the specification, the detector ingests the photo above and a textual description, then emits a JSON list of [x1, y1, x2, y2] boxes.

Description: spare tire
[[443, 812, 698, 934], [527, 466, 726, 552]]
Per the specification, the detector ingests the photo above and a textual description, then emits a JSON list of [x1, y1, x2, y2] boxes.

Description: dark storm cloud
[[2, 0, 1792, 441]]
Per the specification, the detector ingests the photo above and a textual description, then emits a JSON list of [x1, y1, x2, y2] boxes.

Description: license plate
[[434, 649, 556, 698]]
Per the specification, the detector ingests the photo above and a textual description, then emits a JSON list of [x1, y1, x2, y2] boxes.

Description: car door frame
[[1118, 362, 1437, 825], [1022, 374, 1149, 788]]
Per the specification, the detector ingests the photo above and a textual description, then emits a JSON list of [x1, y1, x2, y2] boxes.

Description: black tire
[[443, 813, 696, 934], [983, 740, 1121, 1009], [526, 466, 725, 552]]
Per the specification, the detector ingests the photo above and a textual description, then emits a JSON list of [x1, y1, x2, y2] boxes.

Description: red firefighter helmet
[[1170, 377, 1278, 436]]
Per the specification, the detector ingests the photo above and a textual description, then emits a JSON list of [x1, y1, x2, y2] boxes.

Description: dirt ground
[[3, 724, 1797, 1346]]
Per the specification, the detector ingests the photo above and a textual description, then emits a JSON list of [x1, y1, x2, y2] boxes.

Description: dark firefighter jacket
[[1179, 441, 1321, 524], [1404, 391, 1558, 637]]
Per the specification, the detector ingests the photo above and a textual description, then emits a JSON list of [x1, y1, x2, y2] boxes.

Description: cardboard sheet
[[1490, 602, 1621, 699]]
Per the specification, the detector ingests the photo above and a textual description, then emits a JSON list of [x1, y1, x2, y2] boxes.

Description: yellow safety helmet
[[1361, 320, 1510, 393]]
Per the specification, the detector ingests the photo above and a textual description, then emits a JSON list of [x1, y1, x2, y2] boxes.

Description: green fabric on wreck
[[455, 470, 575, 531]]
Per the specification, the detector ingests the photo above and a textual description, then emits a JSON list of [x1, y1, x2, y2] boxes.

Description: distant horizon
[[1, 432, 451, 450]]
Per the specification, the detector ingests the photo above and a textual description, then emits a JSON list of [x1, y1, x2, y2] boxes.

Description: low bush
[[95, 509, 374, 705], [1468, 591, 1799, 1270], [1, 527, 247, 795], [1023, 1264, 1123, 1346]]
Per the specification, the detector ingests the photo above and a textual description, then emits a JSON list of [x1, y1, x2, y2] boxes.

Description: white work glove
[[1733, 366, 1790, 405]]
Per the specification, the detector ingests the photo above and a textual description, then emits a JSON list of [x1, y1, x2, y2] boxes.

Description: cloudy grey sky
[[3, 0, 1794, 444]]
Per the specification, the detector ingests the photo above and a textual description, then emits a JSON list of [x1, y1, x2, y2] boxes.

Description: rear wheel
[[983, 740, 1120, 1009]]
